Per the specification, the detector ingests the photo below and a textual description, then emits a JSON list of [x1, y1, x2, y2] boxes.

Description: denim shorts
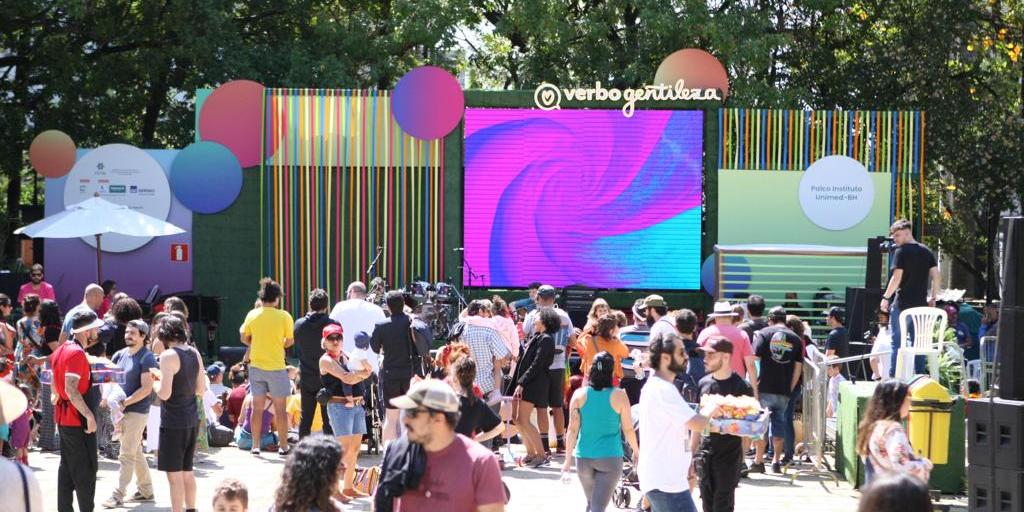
[[646, 489, 697, 512], [760, 392, 791, 440], [326, 402, 367, 437]]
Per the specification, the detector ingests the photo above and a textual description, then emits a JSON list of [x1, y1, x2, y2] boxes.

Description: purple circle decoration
[[391, 66, 465, 140], [198, 79, 269, 167], [170, 141, 243, 214]]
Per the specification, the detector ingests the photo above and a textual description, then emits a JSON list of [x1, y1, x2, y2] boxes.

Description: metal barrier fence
[[788, 349, 889, 485]]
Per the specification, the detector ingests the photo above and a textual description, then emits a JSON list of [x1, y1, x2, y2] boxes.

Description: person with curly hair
[[273, 435, 346, 512]]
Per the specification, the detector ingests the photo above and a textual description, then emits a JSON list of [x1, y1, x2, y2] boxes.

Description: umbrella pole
[[95, 234, 103, 283]]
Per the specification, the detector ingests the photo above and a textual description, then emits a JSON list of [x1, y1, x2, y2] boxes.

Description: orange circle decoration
[[654, 49, 729, 100], [29, 130, 77, 178]]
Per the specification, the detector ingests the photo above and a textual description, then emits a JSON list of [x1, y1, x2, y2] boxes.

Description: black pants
[[698, 444, 742, 512], [299, 378, 333, 438], [58, 425, 98, 512]]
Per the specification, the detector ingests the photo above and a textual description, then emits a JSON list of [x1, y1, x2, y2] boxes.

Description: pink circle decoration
[[29, 130, 77, 178], [391, 66, 465, 140], [198, 79, 269, 167], [654, 49, 730, 100]]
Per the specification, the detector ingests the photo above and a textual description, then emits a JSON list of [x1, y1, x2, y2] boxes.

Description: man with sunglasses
[[389, 379, 506, 512], [18, 263, 56, 303]]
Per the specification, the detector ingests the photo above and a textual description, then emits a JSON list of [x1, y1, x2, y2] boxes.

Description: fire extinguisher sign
[[170, 243, 189, 262]]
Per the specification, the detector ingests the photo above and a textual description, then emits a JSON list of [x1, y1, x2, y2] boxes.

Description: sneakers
[[748, 462, 766, 474], [129, 491, 155, 502], [772, 462, 783, 474], [101, 496, 123, 509], [780, 455, 794, 466], [528, 455, 548, 468], [739, 462, 750, 478], [278, 445, 293, 457]]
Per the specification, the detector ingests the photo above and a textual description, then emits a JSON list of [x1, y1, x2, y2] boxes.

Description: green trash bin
[[837, 380, 877, 488], [836, 378, 965, 492]]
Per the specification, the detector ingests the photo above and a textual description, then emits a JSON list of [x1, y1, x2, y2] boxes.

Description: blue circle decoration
[[700, 255, 751, 297], [169, 141, 243, 214]]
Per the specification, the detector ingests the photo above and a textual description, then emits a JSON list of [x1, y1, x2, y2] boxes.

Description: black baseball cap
[[537, 285, 557, 299]]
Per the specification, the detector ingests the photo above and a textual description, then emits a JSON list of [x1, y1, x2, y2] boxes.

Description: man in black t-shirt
[[738, 294, 769, 343], [824, 307, 849, 359], [691, 338, 752, 512], [751, 307, 803, 474], [293, 289, 337, 438], [879, 219, 939, 375]]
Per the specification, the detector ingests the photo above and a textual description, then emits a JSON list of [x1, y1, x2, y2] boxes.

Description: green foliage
[[1, 0, 1021, 288]]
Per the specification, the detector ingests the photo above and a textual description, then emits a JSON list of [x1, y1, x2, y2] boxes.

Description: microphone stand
[[366, 246, 384, 279]]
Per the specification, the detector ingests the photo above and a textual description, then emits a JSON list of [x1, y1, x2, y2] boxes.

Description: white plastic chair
[[895, 307, 948, 381]]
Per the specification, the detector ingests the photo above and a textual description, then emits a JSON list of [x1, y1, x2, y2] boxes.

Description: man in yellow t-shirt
[[240, 277, 295, 456]]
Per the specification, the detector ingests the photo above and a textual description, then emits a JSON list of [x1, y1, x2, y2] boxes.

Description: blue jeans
[[889, 303, 902, 376], [760, 393, 790, 442], [646, 489, 698, 512], [784, 386, 801, 458]]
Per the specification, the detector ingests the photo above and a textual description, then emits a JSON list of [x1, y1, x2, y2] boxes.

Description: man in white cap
[[388, 379, 506, 511], [696, 302, 757, 399], [0, 380, 43, 511], [52, 310, 105, 512]]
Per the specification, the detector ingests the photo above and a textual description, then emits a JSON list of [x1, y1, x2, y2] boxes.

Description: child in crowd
[[213, 478, 249, 512], [870, 310, 893, 380], [347, 331, 379, 374], [7, 385, 33, 464], [826, 356, 847, 418]]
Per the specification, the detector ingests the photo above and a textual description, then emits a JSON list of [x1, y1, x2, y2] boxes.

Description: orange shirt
[[580, 334, 630, 381]]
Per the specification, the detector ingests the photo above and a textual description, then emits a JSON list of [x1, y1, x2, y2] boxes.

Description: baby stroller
[[363, 375, 385, 454], [612, 405, 642, 509]]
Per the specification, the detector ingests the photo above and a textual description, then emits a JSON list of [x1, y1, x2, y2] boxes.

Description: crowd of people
[[0, 222, 994, 512]]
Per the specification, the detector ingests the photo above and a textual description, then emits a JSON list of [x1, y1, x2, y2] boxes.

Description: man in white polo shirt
[[329, 281, 386, 354]]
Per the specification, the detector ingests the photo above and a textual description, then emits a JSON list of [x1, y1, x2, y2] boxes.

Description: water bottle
[[560, 468, 576, 486]]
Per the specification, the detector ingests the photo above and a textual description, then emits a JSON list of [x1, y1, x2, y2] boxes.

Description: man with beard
[[638, 333, 719, 512], [18, 263, 56, 303], [103, 320, 157, 508], [390, 379, 506, 511], [52, 310, 105, 512], [691, 339, 752, 512]]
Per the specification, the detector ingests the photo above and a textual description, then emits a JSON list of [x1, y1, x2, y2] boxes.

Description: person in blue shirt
[[510, 282, 542, 313], [944, 304, 977, 361]]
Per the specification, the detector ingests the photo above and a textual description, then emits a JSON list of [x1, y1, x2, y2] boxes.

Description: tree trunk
[[985, 208, 1001, 301]]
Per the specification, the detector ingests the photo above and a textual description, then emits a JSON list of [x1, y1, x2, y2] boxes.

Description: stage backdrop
[[463, 108, 703, 290], [44, 148, 192, 312], [259, 89, 445, 316], [714, 108, 924, 321]]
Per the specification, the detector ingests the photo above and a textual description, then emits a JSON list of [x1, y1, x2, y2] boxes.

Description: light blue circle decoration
[[170, 141, 243, 214], [700, 255, 751, 298]]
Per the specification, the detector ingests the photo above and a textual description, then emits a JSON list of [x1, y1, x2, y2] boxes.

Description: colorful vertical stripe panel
[[261, 89, 445, 317], [717, 108, 927, 229]]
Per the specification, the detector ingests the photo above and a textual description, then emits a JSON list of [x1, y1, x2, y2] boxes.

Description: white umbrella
[[14, 196, 186, 282]]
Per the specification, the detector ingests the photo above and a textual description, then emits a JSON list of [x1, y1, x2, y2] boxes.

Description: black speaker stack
[[561, 286, 598, 330], [968, 217, 1024, 512]]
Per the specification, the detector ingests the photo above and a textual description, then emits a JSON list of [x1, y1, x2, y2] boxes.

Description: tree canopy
[[2, 0, 1020, 296]]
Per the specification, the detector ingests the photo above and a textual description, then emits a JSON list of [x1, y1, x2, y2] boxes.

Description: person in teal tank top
[[563, 352, 640, 512]]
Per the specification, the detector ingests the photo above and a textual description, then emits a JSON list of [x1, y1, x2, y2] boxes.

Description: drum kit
[[365, 275, 466, 340], [406, 280, 465, 339]]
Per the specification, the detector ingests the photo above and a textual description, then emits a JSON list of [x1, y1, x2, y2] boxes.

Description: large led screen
[[463, 108, 703, 289]]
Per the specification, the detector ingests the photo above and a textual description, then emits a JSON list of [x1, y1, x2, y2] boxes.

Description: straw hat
[[707, 301, 737, 318]]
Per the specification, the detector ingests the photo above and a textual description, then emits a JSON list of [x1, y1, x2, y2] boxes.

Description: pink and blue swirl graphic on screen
[[464, 108, 703, 289]]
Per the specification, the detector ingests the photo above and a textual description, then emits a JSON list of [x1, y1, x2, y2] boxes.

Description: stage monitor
[[463, 108, 703, 289]]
